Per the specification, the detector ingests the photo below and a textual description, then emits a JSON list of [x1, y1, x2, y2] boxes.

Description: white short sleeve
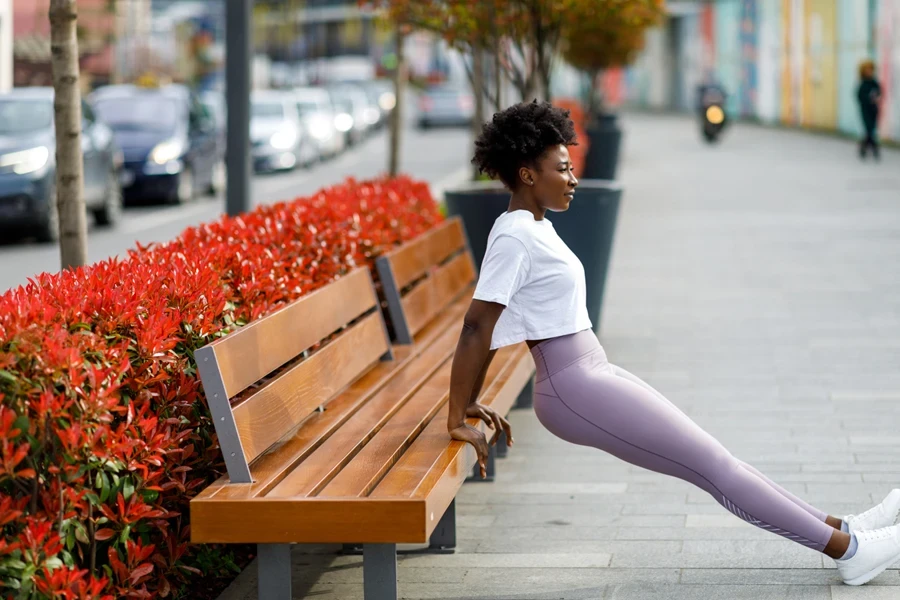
[[472, 235, 531, 307]]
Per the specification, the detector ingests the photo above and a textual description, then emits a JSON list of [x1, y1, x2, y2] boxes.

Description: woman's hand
[[449, 404, 514, 479], [449, 424, 492, 478], [466, 402, 514, 447]]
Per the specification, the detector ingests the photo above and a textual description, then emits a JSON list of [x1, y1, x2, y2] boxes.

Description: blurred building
[[613, 0, 900, 144], [12, 0, 116, 90], [0, 0, 10, 92]]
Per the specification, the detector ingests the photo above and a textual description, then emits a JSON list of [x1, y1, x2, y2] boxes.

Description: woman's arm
[[468, 349, 497, 405], [447, 299, 512, 478], [447, 300, 504, 430]]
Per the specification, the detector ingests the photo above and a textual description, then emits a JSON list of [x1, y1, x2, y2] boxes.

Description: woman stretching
[[447, 100, 900, 587]]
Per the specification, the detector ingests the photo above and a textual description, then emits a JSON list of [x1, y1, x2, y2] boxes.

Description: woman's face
[[520, 144, 578, 212]]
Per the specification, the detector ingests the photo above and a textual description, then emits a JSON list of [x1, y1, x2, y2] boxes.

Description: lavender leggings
[[531, 330, 836, 553]]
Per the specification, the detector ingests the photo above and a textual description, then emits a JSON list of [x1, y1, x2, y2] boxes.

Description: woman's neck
[[508, 192, 546, 221]]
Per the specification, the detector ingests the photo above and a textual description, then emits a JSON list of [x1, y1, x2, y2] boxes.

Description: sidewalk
[[217, 113, 900, 600]]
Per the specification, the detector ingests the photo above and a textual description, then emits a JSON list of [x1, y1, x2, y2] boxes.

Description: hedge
[[0, 176, 443, 599]]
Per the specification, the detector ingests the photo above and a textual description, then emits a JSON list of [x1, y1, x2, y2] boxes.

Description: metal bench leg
[[513, 377, 534, 409], [363, 543, 397, 600], [429, 499, 456, 551], [496, 431, 508, 458], [257, 544, 291, 600]]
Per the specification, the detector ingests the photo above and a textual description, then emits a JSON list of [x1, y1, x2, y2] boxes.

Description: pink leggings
[[531, 330, 836, 552]]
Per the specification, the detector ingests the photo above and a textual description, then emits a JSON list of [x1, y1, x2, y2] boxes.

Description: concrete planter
[[582, 113, 623, 181]]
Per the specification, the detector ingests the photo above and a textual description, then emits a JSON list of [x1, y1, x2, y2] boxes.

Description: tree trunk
[[494, 45, 503, 111], [388, 24, 406, 177], [586, 68, 601, 118], [49, 0, 88, 269], [471, 49, 485, 181]]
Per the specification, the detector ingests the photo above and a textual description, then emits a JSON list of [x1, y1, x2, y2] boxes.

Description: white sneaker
[[835, 524, 900, 586], [845, 489, 900, 534]]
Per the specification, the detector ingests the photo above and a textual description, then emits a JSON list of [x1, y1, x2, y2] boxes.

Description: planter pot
[[444, 179, 623, 334], [581, 112, 623, 181]]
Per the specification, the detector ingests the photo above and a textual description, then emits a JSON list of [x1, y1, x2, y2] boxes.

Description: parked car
[[0, 87, 122, 242], [358, 79, 396, 130], [326, 84, 371, 145], [199, 89, 228, 192], [90, 81, 223, 204], [292, 86, 344, 160], [417, 84, 474, 129], [250, 90, 318, 173]]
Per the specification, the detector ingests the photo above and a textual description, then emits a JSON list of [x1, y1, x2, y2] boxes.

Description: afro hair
[[472, 100, 578, 190]]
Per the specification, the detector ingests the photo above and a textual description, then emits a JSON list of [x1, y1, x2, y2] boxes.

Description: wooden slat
[[263, 323, 459, 499], [386, 218, 466, 290], [210, 268, 378, 398], [190, 498, 427, 544], [402, 251, 476, 337], [376, 347, 533, 541], [196, 290, 473, 502], [370, 345, 528, 500], [233, 312, 388, 464], [316, 363, 454, 498]]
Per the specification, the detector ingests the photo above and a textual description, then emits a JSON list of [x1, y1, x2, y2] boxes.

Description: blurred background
[[0, 0, 898, 292]]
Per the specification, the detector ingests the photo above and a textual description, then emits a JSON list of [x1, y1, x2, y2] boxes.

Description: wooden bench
[[191, 218, 535, 600]]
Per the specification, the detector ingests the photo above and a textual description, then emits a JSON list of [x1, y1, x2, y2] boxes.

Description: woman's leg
[[609, 364, 832, 525], [532, 359, 849, 557]]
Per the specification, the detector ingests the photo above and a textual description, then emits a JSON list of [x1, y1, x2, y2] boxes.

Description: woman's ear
[[519, 166, 534, 187]]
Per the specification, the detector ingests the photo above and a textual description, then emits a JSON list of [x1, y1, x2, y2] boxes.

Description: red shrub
[[554, 97, 590, 179], [0, 176, 443, 598]]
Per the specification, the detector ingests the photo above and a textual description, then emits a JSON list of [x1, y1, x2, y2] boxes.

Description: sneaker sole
[[842, 553, 900, 586]]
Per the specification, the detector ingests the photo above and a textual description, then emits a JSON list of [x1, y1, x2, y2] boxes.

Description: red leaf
[[129, 562, 154, 584], [94, 528, 115, 541]]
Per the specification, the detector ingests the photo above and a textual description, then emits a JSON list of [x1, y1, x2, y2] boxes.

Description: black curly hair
[[472, 100, 579, 190]]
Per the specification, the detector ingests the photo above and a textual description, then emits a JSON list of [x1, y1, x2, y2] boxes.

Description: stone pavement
[[216, 114, 900, 599]]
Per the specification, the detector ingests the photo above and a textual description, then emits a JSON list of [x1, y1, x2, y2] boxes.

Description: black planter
[[444, 179, 622, 333], [581, 113, 623, 181]]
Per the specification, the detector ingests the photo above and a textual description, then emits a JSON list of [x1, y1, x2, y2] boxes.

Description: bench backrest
[[195, 268, 392, 483], [375, 217, 476, 344]]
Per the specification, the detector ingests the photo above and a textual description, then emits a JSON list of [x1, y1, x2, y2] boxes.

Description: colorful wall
[[616, 0, 900, 143]]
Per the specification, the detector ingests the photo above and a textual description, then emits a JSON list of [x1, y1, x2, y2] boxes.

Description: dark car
[[0, 87, 122, 242], [90, 81, 222, 205]]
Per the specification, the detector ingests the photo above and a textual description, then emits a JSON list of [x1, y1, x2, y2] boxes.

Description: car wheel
[[171, 166, 194, 205], [207, 160, 226, 196], [94, 169, 122, 226], [36, 184, 59, 243]]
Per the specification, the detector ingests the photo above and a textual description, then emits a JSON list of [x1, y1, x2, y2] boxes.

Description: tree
[[49, 0, 88, 269], [561, 0, 666, 116]]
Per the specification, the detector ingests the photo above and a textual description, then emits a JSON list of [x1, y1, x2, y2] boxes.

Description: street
[[0, 123, 471, 293]]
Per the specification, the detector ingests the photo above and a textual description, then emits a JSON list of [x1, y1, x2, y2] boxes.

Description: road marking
[[121, 203, 215, 234]]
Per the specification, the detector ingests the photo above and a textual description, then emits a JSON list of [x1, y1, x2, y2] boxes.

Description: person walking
[[857, 60, 882, 160], [447, 100, 900, 587]]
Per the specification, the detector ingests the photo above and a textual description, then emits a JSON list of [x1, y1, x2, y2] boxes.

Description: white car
[[293, 86, 344, 160], [250, 90, 318, 172]]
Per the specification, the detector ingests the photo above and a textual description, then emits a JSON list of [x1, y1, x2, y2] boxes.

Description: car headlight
[[150, 140, 184, 165], [0, 146, 50, 175], [378, 92, 396, 111], [270, 129, 298, 150], [307, 117, 331, 140], [334, 113, 354, 132]]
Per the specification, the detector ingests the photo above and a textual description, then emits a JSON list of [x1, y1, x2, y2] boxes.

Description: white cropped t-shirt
[[473, 210, 592, 349]]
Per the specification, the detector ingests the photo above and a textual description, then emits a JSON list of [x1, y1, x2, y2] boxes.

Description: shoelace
[[858, 526, 899, 543]]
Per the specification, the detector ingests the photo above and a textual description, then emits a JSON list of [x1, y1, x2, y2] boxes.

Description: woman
[[857, 60, 882, 160], [447, 100, 900, 587]]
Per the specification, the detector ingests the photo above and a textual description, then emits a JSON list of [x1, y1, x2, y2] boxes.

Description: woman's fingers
[[500, 415, 514, 445], [479, 408, 495, 429]]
